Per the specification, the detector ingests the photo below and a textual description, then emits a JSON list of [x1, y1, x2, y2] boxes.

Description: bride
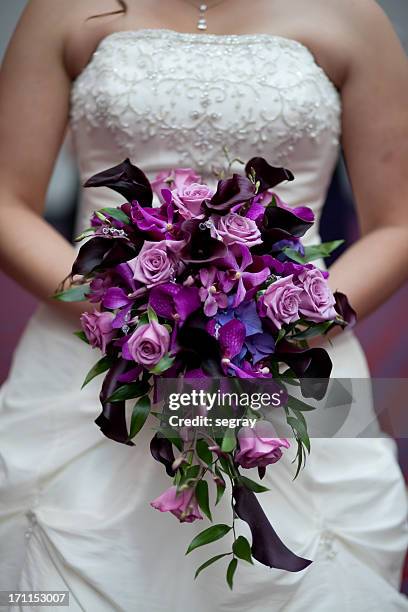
[[1, 0, 407, 610]]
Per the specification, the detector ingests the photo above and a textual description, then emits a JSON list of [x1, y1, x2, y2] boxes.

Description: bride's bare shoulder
[[283, 0, 405, 87], [17, 0, 127, 78]]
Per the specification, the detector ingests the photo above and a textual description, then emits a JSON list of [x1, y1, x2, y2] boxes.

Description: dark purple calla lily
[[245, 157, 294, 193], [205, 174, 256, 214], [117, 365, 143, 383], [233, 483, 312, 571], [177, 314, 223, 376], [261, 203, 314, 242], [275, 340, 332, 400], [84, 158, 153, 207], [334, 291, 357, 328], [96, 358, 133, 446], [180, 219, 227, 264], [150, 433, 176, 477], [72, 237, 139, 277]]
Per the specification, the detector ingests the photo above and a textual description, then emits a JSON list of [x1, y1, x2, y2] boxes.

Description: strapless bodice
[[70, 28, 342, 242]]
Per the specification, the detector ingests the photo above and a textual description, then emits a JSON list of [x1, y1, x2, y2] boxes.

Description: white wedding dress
[[0, 29, 407, 611]]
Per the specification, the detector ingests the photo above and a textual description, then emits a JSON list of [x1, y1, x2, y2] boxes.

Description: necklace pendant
[[197, 2, 208, 31]]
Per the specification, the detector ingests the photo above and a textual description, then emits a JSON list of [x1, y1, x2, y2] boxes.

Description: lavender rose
[[123, 321, 170, 367], [260, 275, 303, 329], [127, 240, 184, 288], [150, 486, 203, 523], [217, 212, 262, 247], [235, 421, 290, 469], [80, 310, 115, 353], [151, 168, 202, 198], [298, 268, 337, 322], [172, 183, 214, 219]]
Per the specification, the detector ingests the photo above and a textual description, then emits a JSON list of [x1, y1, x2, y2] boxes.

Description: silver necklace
[[182, 0, 228, 31]]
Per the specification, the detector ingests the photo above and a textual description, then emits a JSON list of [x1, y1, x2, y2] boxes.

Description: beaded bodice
[[70, 28, 342, 240]]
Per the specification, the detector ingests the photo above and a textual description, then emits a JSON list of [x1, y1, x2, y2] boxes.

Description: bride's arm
[[0, 1, 91, 320], [327, 0, 408, 321]]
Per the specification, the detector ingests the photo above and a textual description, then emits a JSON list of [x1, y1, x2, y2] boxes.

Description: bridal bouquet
[[55, 156, 355, 587]]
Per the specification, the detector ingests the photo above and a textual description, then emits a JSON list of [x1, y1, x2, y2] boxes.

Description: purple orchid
[[199, 267, 228, 316], [149, 283, 201, 322], [218, 244, 270, 307], [127, 189, 182, 240]]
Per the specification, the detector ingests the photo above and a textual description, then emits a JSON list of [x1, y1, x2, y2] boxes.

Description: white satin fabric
[[0, 29, 407, 611]]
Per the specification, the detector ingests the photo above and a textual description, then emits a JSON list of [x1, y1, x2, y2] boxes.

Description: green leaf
[[287, 395, 316, 412], [73, 330, 89, 344], [194, 553, 230, 579], [214, 468, 226, 506], [293, 439, 305, 480], [186, 524, 232, 555], [195, 480, 212, 521], [196, 439, 213, 466], [53, 284, 90, 302], [184, 465, 201, 481], [81, 355, 113, 389], [107, 380, 150, 403], [283, 240, 344, 264], [137, 313, 149, 327], [276, 328, 286, 344], [232, 536, 253, 564], [149, 354, 175, 375], [129, 395, 151, 439], [147, 306, 158, 323], [178, 464, 200, 490], [74, 228, 95, 242], [240, 475, 269, 493], [287, 416, 311, 452], [100, 207, 130, 224], [226, 558, 238, 590], [221, 428, 236, 453], [218, 455, 232, 477], [291, 321, 334, 340]]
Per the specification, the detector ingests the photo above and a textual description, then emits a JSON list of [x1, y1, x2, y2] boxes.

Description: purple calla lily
[[205, 174, 256, 214], [233, 484, 312, 571], [84, 158, 153, 207], [180, 219, 227, 264], [71, 237, 140, 277], [150, 433, 176, 477], [244, 157, 294, 193]]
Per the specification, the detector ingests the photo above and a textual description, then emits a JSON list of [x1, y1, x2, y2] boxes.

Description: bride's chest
[[70, 30, 341, 170]]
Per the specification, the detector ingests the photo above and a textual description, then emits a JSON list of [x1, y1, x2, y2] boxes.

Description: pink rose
[[123, 321, 170, 367], [235, 421, 290, 469], [127, 240, 184, 288], [151, 168, 202, 198], [150, 486, 203, 523], [172, 183, 214, 219], [80, 310, 115, 353], [217, 212, 262, 247], [260, 275, 303, 329], [298, 268, 337, 322]]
